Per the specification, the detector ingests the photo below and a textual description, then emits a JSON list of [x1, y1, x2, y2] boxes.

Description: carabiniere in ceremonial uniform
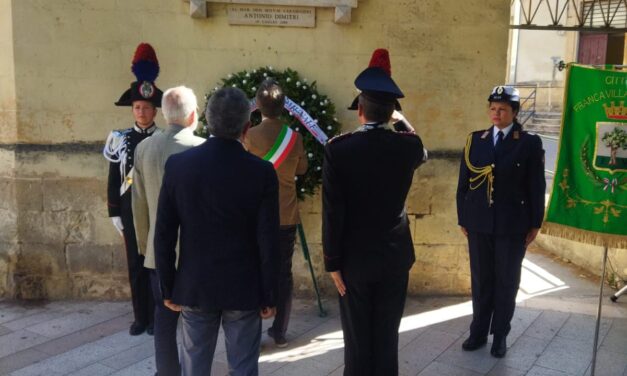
[[456, 86, 546, 358], [323, 49, 428, 376], [103, 43, 163, 336]]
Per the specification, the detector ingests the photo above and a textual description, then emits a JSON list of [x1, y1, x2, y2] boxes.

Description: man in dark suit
[[154, 87, 279, 376], [322, 49, 427, 376], [456, 86, 545, 358]]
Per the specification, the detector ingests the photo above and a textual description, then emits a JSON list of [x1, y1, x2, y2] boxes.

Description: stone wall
[[0, 0, 510, 299], [536, 235, 627, 285]]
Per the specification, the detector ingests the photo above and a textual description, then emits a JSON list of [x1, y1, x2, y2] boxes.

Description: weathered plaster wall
[[3, 0, 510, 299], [0, 0, 18, 297]]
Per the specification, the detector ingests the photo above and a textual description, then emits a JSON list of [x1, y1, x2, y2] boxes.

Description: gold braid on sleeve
[[464, 134, 494, 206]]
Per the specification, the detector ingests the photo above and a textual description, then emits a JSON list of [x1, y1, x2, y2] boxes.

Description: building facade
[[0, 0, 511, 299]]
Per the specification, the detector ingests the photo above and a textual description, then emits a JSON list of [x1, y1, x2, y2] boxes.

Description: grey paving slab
[[486, 364, 527, 376], [0, 308, 28, 325], [32, 313, 133, 356], [0, 348, 50, 375], [99, 341, 154, 370], [9, 342, 120, 376], [89, 328, 152, 351], [398, 328, 459, 376], [435, 336, 498, 374], [327, 365, 344, 376], [259, 319, 344, 375], [0, 325, 10, 336], [2, 243, 627, 376], [417, 361, 483, 376], [108, 356, 155, 376], [523, 310, 570, 341], [399, 325, 428, 349], [66, 363, 116, 376], [582, 348, 627, 376], [25, 304, 130, 339], [2, 310, 68, 332], [428, 314, 473, 337], [498, 335, 550, 372], [0, 329, 50, 358], [556, 314, 612, 344], [526, 365, 576, 376], [536, 336, 593, 376], [600, 323, 627, 355], [267, 356, 340, 376], [508, 308, 543, 343]]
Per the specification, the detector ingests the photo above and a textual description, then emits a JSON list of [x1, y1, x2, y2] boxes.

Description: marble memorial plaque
[[228, 4, 315, 27]]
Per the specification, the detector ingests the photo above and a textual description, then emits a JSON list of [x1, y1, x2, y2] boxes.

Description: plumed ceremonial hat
[[115, 43, 163, 108], [348, 48, 403, 110], [488, 85, 520, 104]]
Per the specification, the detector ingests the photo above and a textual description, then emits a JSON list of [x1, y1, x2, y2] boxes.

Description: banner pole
[[590, 245, 609, 376], [297, 223, 327, 317]]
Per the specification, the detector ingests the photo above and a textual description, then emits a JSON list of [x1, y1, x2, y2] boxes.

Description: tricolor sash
[[263, 125, 298, 169]]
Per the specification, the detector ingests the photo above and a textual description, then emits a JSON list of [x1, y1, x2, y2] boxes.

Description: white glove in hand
[[111, 216, 124, 236]]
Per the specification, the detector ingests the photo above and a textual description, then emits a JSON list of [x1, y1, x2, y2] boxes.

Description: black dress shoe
[[462, 336, 487, 351], [490, 336, 507, 358], [146, 324, 154, 336], [129, 322, 146, 336]]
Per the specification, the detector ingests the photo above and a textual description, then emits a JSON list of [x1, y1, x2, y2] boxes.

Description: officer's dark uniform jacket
[[456, 122, 545, 234], [105, 123, 160, 221], [322, 124, 426, 275]]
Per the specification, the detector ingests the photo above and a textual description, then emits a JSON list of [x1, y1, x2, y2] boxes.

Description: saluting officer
[[322, 49, 427, 376], [103, 43, 162, 336], [456, 86, 545, 358]]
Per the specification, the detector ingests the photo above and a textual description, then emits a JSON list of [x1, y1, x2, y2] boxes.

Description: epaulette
[[396, 131, 417, 137], [474, 129, 490, 139], [327, 133, 352, 144]]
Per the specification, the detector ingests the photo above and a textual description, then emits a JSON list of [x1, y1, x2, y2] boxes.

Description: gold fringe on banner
[[542, 222, 627, 250]]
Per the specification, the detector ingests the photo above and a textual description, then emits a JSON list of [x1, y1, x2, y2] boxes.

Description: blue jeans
[[149, 270, 181, 376], [180, 308, 261, 376]]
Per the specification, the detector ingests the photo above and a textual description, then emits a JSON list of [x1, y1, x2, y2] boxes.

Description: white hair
[[161, 86, 198, 126]]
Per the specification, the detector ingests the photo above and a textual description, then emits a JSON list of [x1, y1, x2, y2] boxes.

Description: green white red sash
[[263, 125, 298, 169]]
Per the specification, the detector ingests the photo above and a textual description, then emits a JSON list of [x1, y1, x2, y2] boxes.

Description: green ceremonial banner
[[544, 64, 627, 248]]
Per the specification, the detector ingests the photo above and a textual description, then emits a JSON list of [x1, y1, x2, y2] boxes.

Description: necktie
[[495, 130, 504, 152]]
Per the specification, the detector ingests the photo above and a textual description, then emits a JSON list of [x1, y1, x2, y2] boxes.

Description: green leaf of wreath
[[199, 66, 342, 200]]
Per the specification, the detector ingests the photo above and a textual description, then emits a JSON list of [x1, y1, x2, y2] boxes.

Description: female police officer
[[456, 86, 545, 358]]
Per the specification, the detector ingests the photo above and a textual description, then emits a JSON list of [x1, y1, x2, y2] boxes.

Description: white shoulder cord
[[103, 131, 130, 195]]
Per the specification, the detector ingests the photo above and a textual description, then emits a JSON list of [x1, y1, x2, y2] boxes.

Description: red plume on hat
[[131, 43, 160, 82], [368, 48, 391, 76]]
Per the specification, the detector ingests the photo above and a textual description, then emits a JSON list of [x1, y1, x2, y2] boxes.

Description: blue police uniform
[[456, 109, 545, 356]]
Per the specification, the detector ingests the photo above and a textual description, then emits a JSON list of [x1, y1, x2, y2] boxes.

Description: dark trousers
[[269, 225, 297, 338], [467, 232, 527, 338], [180, 308, 261, 376], [150, 271, 181, 376], [121, 214, 154, 326], [339, 269, 409, 376]]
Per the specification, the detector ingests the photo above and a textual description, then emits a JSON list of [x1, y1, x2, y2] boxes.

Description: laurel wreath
[[199, 66, 342, 199]]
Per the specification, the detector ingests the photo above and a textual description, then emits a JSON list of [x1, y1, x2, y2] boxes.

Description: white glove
[[111, 216, 124, 236]]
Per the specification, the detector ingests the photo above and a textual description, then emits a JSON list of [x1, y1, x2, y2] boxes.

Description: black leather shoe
[[146, 324, 154, 336], [462, 336, 487, 351], [490, 336, 507, 358], [129, 322, 146, 336]]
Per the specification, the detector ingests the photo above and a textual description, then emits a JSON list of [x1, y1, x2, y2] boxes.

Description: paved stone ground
[[1, 249, 626, 376]]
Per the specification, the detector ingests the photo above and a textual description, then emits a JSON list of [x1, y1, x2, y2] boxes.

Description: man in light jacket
[[132, 86, 205, 376]]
